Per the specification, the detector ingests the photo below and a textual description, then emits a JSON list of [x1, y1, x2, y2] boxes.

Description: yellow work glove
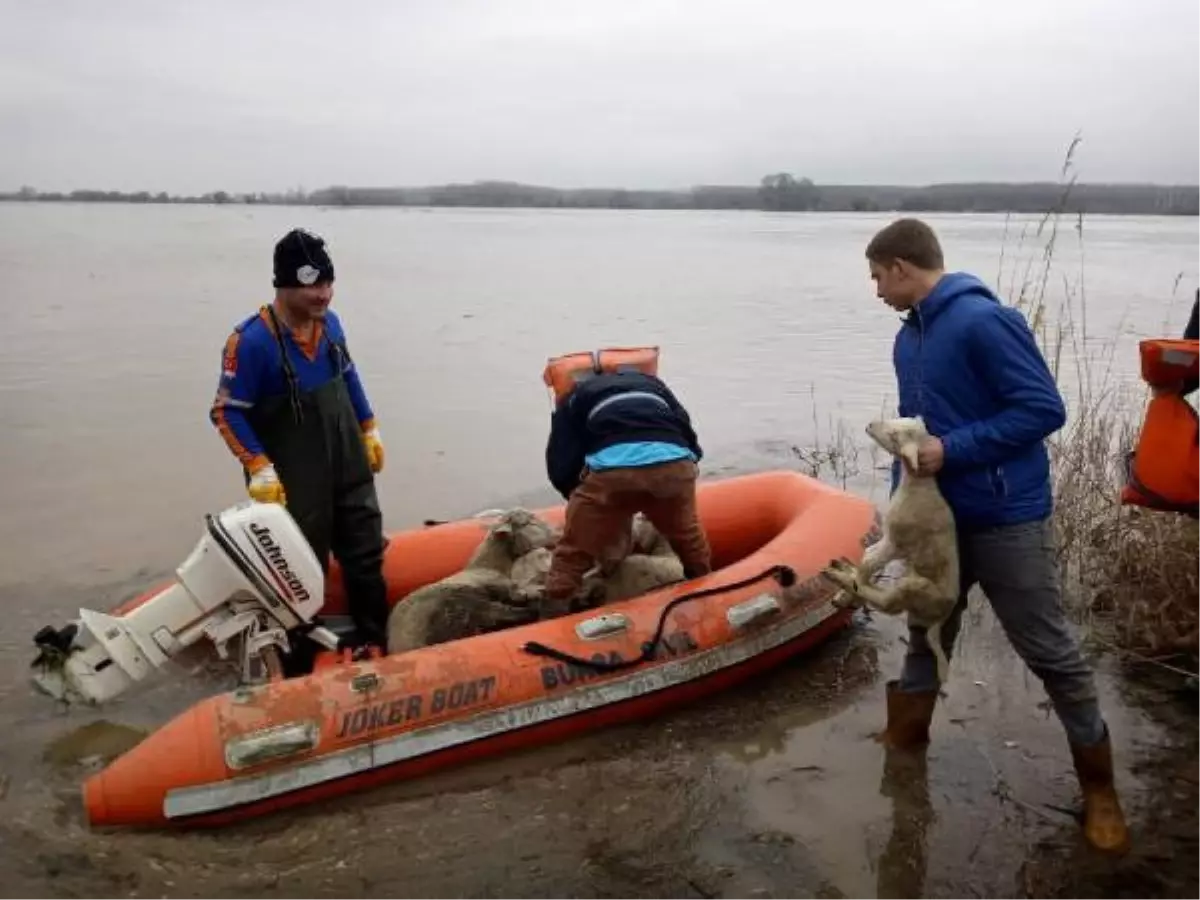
[[362, 426, 385, 474], [247, 463, 287, 504]]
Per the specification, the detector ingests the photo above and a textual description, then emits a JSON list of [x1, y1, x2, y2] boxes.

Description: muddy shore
[[2, 595, 1195, 899]]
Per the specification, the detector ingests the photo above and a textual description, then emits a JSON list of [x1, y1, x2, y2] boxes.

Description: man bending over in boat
[[542, 366, 712, 617], [863, 217, 1129, 855], [208, 228, 390, 655]]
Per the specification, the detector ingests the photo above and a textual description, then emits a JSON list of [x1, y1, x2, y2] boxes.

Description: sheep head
[[484, 508, 559, 558], [865, 416, 930, 475]]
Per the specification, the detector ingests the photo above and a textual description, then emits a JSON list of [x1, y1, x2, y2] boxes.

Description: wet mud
[[0, 591, 1195, 899]]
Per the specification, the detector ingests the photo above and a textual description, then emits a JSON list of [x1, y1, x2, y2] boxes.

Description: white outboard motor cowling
[[31, 501, 341, 705]]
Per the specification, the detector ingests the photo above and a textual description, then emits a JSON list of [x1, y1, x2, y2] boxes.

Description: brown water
[[0, 204, 1196, 897]]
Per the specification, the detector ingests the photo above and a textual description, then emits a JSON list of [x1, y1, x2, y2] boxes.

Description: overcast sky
[[2, 0, 1197, 193]]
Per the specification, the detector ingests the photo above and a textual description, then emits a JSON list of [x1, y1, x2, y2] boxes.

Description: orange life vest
[[542, 346, 660, 405], [1138, 337, 1200, 388], [1120, 338, 1199, 517]]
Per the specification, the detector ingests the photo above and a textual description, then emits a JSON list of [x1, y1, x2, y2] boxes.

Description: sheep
[[578, 513, 685, 608], [511, 545, 554, 597], [386, 508, 559, 654], [513, 513, 686, 616], [820, 415, 961, 684], [509, 516, 631, 604]]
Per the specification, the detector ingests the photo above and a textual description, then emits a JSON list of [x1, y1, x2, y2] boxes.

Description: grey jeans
[[898, 517, 1107, 747]]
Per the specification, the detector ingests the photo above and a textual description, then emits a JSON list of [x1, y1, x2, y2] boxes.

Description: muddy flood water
[[0, 204, 1196, 897]]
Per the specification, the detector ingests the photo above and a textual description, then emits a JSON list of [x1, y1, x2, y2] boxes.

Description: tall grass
[[1001, 137, 1197, 671]]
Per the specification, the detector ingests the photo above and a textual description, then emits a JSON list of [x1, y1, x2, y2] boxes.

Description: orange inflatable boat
[[80, 470, 879, 829]]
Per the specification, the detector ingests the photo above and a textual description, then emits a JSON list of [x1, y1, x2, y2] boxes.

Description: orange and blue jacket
[[209, 306, 375, 474]]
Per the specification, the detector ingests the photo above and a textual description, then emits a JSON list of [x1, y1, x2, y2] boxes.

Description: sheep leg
[[830, 577, 893, 611], [925, 618, 950, 685], [821, 558, 866, 608], [841, 573, 938, 618], [822, 538, 895, 607], [858, 537, 896, 582]]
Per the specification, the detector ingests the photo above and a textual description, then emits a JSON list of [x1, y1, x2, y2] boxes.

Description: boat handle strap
[[520, 564, 797, 673]]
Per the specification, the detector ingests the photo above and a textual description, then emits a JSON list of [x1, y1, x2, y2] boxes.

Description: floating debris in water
[[42, 720, 148, 769]]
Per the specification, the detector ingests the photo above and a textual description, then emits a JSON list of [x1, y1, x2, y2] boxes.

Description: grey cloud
[[1, 0, 1196, 193]]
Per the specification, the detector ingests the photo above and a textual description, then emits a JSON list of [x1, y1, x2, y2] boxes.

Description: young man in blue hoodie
[[864, 218, 1129, 855]]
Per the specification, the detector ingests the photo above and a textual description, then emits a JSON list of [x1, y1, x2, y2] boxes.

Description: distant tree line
[[3, 175, 1196, 215]]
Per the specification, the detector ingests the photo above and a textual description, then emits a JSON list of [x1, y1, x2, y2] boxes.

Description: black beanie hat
[[273, 228, 335, 288]]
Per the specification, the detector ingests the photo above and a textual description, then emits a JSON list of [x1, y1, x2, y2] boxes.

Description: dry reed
[[1000, 137, 1197, 671]]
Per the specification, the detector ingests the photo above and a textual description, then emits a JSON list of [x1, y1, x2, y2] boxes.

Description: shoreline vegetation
[[2, 176, 1197, 215], [796, 139, 1198, 680], [1004, 143, 1198, 679]]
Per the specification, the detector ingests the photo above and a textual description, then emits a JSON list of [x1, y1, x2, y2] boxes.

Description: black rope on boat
[[520, 564, 796, 673]]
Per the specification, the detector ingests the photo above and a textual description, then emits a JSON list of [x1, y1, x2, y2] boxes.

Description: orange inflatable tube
[[87, 470, 879, 829], [542, 346, 660, 404]]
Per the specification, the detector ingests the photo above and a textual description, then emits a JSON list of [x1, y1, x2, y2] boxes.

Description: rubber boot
[[1069, 731, 1131, 855], [877, 679, 938, 748]]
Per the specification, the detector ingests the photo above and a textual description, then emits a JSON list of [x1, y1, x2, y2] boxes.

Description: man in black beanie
[[209, 227, 391, 661]]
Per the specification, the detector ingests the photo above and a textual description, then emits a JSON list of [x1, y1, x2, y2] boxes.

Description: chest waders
[[245, 307, 390, 656]]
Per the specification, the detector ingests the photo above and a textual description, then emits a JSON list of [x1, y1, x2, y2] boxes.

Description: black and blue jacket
[[545, 371, 702, 499]]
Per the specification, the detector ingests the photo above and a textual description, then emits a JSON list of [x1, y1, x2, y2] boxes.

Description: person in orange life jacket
[[209, 228, 390, 652], [542, 369, 712, 616], [865, 218, 1129, 855]]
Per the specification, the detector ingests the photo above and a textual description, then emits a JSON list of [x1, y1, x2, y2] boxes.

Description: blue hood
[[906, 271, 1001, 327]]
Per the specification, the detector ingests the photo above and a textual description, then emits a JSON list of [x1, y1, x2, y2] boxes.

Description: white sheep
[[511, 545, 554, 596], [821, 416, 961, 684], [512, 514, 686, 615], [386, 508, 559, 654], [579, 513, 685, 608]]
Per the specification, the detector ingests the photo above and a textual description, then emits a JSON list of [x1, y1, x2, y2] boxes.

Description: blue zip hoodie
[[891, 272, 1067, 530]]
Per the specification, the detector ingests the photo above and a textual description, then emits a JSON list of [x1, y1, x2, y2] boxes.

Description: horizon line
[[5, 178, 1200, 196]]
